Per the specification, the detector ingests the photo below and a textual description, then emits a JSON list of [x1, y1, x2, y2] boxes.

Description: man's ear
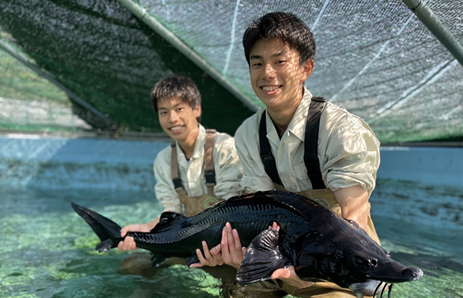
[[300, 59, 315, 82], [194, 104, 202, 118]]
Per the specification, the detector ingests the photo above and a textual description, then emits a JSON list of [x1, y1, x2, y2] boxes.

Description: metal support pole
[[117, 0, 258, 111], [0, 39, 118, 128], [402, 0, 463, 66]]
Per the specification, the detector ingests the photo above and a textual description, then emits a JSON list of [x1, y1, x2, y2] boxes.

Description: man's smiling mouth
[[261, 85, 281, 92], [170, 126, 183, 131]]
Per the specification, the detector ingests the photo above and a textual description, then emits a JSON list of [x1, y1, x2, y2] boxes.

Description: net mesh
[[0, 0, 461, 143]]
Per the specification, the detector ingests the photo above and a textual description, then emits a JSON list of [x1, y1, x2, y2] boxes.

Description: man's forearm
[[334, 185, 370, 230]]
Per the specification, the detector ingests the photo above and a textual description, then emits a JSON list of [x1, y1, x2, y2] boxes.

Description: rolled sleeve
[[212, 136, 243, 199], [322, 112, 380, 195]]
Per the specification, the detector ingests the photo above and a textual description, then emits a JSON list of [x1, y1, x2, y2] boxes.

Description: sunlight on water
[[1, 185, 462, 298]]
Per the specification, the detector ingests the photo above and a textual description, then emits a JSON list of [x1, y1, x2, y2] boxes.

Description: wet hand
[[117, 224, 151, 251], [269, 222, 313, 289], [190, 241, 223, 268], [221, 222, 246, 268], [271, 266, 314, 289]]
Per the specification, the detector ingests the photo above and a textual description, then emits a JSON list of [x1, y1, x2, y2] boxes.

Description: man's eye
[[252, 63, 262, 67]]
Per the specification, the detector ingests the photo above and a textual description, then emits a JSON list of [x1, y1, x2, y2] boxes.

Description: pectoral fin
[[236, 228, 291, 285]]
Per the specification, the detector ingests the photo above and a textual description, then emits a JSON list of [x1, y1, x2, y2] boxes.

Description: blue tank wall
[[0, 134, 169, 190], [378, 146, 462, 187], [1, 134, 462, 231], [372, 146, 463, 233]]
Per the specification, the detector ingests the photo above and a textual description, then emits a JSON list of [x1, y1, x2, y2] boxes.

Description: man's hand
[[190, 222, 246, 269], [271, 266, 314, 288], [117, 222, 155, 251], [220, 222, 247, 268], [269, 222, 313, 289], [190, 241, 223, 268]]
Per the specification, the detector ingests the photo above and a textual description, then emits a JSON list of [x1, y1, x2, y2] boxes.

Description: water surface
[[1, 184, 462, 298]]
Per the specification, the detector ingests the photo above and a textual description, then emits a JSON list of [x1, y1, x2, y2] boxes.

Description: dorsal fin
[[151, 211, 185, 233], [224, 191, 304, 215]]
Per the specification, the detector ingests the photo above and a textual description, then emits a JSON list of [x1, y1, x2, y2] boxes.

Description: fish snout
[[402, 267, 423, 281]]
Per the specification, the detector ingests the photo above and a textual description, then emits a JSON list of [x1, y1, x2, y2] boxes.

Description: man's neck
[[267, 96, 303, 138], [178, 128, 199, 159]]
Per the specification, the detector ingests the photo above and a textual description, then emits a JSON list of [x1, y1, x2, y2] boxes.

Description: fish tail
[[71, 202, 123, 252]]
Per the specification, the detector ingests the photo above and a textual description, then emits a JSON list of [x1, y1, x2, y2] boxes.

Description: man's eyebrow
[[173, 102, 185, 108], [271, 50, 288, 58], [249, 50, 288, 60]]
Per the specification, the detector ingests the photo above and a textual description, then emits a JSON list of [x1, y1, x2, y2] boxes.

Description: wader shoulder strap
[[171, 131, 217, 190], [204, 129, 216, 186], [304, 96, 326, 189], [259, 112, 283, 186], [170, 142, 183, 190]]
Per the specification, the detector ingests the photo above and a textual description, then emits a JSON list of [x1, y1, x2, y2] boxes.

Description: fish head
[[296, 225, 423, 291], [341, 238, 423, 286]]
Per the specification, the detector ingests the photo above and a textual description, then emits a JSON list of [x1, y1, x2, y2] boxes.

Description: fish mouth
[[350, 268, 422, 298], [349, 280, 385, 297]]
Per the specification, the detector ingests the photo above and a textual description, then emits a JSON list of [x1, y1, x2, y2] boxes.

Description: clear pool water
[[1, 182, 462, 298]]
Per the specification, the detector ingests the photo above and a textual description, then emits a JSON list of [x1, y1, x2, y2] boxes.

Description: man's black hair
[[243, 12, 316, 65], [151, 76, 201, 122]]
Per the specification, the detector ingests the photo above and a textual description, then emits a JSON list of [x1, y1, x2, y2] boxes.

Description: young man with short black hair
[[207, 12, 382, 297], [118, 76, 243, 252]]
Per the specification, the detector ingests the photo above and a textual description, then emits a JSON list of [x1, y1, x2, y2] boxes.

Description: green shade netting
[[0, 0, 462, 142]]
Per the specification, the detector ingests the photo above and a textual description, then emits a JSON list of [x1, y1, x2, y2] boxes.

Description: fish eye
[[370, 259, 378, 267]]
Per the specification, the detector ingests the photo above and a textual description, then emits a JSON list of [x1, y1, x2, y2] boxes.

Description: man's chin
[[167, 132, 185, 141], [258, 97, 281, 108]]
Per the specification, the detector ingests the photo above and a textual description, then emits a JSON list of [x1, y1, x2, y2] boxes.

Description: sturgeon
[[72, 190, 423, 297]]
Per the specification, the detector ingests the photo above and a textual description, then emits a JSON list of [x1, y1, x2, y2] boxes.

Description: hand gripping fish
[[72, 191, 422, 297]]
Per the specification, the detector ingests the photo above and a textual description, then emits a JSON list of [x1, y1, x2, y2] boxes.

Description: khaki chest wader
[[120, 130, 236, 292], [170, 129, 254, 298], [259, 97, 379, 298], [170, 129, 224, 217]]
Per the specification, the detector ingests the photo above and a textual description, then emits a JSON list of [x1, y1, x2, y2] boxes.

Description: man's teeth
[[262, 86, 280, 92]]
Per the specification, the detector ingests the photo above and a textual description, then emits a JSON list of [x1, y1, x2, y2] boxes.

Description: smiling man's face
[[249, 38, 313, 111], [157, 97, 200, 144]]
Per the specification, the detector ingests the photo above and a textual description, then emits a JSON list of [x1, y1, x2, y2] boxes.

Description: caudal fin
[[71, 202, 122, 252]]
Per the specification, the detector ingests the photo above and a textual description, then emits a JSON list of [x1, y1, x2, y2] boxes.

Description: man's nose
[[169, 111, 179, 123], [263, 64, 276, 79]]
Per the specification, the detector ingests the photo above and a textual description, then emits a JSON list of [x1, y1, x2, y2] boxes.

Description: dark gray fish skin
[[72, 190, 423, 297], [72, 191, 309, 261]]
